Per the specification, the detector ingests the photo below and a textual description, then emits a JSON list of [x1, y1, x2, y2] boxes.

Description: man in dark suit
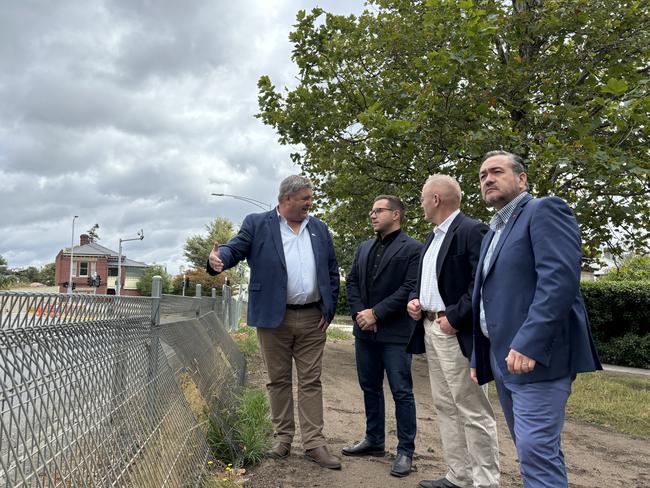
[[471, 151, 602, 487], [342, 195, 421, 477], [407, 175, 499, 488], [207, 175, 341, 469]]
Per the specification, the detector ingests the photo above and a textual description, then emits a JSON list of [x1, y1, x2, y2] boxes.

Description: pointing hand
[[209, 242, 224, 272]]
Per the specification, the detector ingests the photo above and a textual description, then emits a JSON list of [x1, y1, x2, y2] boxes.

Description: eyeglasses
[[369, 207, 395, 217]]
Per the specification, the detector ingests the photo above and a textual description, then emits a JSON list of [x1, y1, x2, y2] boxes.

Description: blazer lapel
[[306, 220, 321, 269], [436, 213, 463, 276], [269, 211, 287, 270], [357, 240, 372, 303], [484, 195, 531, 278]]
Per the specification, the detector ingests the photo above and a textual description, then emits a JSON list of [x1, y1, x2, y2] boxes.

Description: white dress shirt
[[419, 209, 460, 312], [278, 213, 320, 305]]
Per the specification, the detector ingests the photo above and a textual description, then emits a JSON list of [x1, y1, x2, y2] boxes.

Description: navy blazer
[[206, 210, 339, 328], [471, 194, 602, 385], [346, 230, 422, 344], [406, 212, 488, 358]]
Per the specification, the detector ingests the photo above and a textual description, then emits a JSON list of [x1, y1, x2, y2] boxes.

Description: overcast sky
[[0, 0, 366, 275]]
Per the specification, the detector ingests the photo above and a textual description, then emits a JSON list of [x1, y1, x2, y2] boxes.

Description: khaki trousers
[[424, 318, 500, 488], [257, 306, 326, 450]]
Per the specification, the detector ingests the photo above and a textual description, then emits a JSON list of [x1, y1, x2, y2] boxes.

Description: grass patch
[[206, 387, 273, 467], [567, 371, 650, 439], [230, 325, 258, 356], [327, 327, 353, 341]]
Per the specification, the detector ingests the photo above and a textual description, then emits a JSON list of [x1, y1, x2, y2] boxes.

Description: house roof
[[64, 241, 148, 268]]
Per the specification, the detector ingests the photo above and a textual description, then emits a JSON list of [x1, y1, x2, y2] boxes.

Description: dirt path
[[244, 339, 650, 487]]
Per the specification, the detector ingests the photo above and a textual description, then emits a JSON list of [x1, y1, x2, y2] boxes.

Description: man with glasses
[[343, 195, 422, 478]]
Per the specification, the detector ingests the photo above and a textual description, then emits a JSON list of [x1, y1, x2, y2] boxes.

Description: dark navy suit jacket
[[406, 212, 488, 358], [471, 194, 601, 385], [206, 210, 339, 328], [346, 230, 422, 344]]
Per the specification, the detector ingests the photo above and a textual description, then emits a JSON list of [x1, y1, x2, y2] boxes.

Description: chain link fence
[[0, 280, 247, 487]]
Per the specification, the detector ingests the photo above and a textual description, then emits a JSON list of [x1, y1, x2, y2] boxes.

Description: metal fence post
[[211, 287, 216, 312], [222, 284, 231, 329], [194, 284, 202, 317], [148, 276, 162, 423]]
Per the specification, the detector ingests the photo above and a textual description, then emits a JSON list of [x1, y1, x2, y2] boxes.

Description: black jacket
[[406, 212, 488, 358], [346, 230, 422, 344]]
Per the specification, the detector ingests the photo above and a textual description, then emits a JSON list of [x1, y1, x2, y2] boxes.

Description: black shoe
[[390, 453, 412, 477], [341, 438, 385, 457], [418, 478, 462, 488]]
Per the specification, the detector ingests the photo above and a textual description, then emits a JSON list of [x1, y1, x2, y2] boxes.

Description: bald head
[[421, 174, 462, 224]]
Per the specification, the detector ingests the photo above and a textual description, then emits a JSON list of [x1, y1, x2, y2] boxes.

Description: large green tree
[[39, 263, 56, 286], [136, 265, 174, 296], [183, 217, 243, 285], [258, 0, 650, 270]]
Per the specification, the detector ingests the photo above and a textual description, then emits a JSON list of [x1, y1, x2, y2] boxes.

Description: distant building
[[54, 234, 149, 295]]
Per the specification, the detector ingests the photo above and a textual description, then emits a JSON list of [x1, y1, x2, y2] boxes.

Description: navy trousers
[[491, 352, 572, 487], [355, 338, 416, 457]]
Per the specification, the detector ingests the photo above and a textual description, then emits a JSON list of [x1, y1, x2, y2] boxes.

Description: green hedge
[[581, 280, 650, 369]]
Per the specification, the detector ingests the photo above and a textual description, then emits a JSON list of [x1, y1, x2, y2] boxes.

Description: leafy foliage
[[600, 255, 650, 281], [183, 217, 244, 289], [86, 223, 100, 242], [39, 263, 56, 286], [596, 333, 650, 369], [581, 280, 650, 367], [184, 218, 236, 269], [136, 265, 173, 296], [258, 0, 650, 271], [171, 268, 233, 296], [207, 388, 272, 467]]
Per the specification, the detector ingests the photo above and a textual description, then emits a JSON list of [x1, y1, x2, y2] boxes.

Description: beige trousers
[[424, 318, 500, 488], [256, 306, 326, 450]]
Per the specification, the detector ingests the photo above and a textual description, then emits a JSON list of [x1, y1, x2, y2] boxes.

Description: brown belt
[[424, 310, 445, 321]]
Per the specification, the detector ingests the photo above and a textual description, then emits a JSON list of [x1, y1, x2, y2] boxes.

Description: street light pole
[[211, 193, 272, 211], [116, 229, 144, 296], [68, 215, 79, 295]]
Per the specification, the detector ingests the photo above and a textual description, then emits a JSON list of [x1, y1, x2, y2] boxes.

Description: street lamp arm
[[116, 229, 144, 296], [211, 193, 272, 211]]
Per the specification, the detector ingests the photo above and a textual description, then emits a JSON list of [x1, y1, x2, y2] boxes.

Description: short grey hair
[[278, 175, 313, 201], [424, 174, 462, 204], [481, 150, 526, 175]]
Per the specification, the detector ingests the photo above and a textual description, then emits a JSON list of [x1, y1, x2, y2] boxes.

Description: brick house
[[54, 234, 149, 295]]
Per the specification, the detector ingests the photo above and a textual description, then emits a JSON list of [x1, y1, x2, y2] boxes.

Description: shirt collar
[[435, 208, 461, 235], [277, 210, 310, 232], [376, 228, 401, 244], [490, 191, 528, 231]]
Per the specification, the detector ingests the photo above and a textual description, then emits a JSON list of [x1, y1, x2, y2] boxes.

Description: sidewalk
[[602, 363, 650, 377]]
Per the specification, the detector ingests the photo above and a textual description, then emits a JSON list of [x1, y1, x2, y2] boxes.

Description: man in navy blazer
[[471, 151, 601, 487], [207, 175, 341, 469], [342, 195, 421, 478], [406, 175, 499, 488]]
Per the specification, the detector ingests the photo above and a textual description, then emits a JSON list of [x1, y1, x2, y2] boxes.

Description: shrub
[[230, 326, 258, 356], [596, 333, 650, 369], [207, 388, 272, 467], [581, 280, 650, 368], [581, 281, 650, 342]]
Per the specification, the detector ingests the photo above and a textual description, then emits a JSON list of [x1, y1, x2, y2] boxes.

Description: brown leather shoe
[[304, 445, 342, 469], [267, 442, 291, 459]]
